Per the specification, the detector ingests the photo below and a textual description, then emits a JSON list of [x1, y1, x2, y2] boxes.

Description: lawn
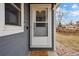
[[56, 32, 79, 52]]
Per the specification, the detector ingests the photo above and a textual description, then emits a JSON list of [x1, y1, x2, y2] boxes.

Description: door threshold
[[29, 48, 54, 51]]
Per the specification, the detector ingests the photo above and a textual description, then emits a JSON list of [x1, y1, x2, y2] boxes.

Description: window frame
[[0, 3, 24, 37]]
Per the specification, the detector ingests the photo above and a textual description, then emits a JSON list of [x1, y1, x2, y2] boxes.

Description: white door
[[30, 4, 52, 48]]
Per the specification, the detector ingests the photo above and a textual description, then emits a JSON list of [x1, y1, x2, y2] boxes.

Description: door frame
[[29, 4, 54, 50]]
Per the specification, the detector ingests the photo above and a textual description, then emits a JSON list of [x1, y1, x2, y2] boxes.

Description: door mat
[[31, 50, 48, 56]]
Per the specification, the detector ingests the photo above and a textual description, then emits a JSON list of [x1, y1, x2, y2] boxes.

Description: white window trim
[[0, 3, 24, 37]]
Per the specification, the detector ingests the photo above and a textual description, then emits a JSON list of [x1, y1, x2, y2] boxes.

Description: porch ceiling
[[29, 3, 60, 9]]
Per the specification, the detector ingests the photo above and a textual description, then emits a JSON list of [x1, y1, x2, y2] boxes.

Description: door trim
[[29, 4, 54, 50]]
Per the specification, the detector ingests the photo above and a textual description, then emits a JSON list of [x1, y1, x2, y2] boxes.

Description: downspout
[[52, 3, 60, 51]]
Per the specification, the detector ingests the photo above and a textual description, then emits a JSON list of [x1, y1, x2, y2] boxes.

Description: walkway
[[56, 42, 79, 56]]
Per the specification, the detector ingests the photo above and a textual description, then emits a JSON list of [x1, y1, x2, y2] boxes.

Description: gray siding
[[52, 9, 54, 50], [0, 3, 30, 56]]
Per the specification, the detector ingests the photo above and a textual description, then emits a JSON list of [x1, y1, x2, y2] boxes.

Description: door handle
[[26, 26, 29, 30]]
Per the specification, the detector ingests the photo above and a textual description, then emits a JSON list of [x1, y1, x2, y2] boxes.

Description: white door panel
[[32, 37, 48, 45]]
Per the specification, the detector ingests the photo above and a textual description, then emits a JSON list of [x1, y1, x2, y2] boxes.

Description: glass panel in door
[[34, 9, 48, 36]]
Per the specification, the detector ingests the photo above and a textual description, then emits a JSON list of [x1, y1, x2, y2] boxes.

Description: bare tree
[[57, 11, 64, 27], [69, 20, 73, 25]]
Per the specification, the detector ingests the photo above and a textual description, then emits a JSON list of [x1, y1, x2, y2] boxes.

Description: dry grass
[[56, 32, 79, 52]]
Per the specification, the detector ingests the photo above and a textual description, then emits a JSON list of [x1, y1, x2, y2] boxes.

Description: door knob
[[26, 26, 29, 30]]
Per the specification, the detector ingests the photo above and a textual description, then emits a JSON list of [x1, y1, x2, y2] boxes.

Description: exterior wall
[[0, 3, 30, 56]]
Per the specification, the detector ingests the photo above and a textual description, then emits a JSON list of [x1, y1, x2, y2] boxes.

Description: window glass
[[36, 10, 46, 21], [14, 3, 21, 9], [5, 3, 21, 26], [34, 9, 48, 36]]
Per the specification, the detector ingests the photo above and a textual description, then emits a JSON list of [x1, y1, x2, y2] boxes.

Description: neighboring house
[[0, 3, 59, 56], [76, 21, 79, 26], [65, 25, 75, 30]]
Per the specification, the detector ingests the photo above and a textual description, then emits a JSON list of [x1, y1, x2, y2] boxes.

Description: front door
[[30, 4, 52, 48]]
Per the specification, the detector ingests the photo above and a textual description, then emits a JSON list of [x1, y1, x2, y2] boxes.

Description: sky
[[56, 3, 79, 25]]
